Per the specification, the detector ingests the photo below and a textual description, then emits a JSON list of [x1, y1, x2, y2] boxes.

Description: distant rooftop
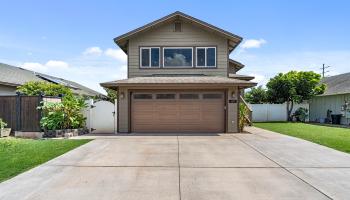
[[0, 63, 104, 97], [319, 72, 350, 96]]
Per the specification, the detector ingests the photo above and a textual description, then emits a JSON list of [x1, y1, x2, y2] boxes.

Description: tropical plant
[[39, 102, 65, 130], [38, 96, 87, 130], [293, 107, 309, 122], [104, 88, 118, 104], [61, 95, 87, 129], [266, 71, 325, 121], [244, 86, 268, 104], [239, 104, 250, 132], [0, 118, 7, 129], [17, 81, 73, 96]]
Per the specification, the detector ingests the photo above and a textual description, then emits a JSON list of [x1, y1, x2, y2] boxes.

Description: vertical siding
[[227, 87, 238, 132], [310, 94, 350, 125], [128, 21, 228, 78]]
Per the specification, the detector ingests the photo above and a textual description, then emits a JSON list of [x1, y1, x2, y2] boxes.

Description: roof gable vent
[[174, 21, 182, 32]]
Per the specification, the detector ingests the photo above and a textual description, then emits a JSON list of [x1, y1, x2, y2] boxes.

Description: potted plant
[[293, 107, 309, 122], [0, 118, 11, 137]]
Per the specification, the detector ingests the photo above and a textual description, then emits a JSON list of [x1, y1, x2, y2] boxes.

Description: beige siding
[[0, 85, 16, 96], [118, 87, 129, 132], [227, 87, 239, 132], [128, 21, 228, 78], [310, 94, 350, 125]]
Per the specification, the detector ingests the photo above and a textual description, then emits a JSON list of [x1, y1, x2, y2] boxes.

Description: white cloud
[[249, 74, 267, 85], [21, 60, 68, 73], [21, 62, 47, 72], [45, 60, 69, 69], [104, 48, 127, 63], [241, 39, 267, 49], [83, 47, 103, 56]]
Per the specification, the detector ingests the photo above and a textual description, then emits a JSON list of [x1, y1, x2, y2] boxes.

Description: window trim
[[140, 47, 160, 68], [196, 47, 216, 68], [163, 47, 194, 68], [133, 93, 154, 100]]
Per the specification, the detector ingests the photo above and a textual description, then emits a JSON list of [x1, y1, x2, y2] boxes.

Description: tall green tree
[[266, 71, 326, 121], [244, 86, 268, 104]]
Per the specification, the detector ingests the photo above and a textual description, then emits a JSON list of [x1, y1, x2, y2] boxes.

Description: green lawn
[[0, 138, 91, 182], [254, 122, 350, 153]]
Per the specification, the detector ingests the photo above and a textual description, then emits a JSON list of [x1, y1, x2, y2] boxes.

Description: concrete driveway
[[1, 127, 350, 200]]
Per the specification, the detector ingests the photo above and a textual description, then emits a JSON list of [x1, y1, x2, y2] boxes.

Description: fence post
[[38, 93, 43, 131], [15, 92, 21, 131]]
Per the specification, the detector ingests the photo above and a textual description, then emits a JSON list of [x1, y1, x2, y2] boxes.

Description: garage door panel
[[132, 91, 225, 133]]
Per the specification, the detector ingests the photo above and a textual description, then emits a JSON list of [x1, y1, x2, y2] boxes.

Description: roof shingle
[[0, 63, 104, 97], [319, 72, 350, 96]]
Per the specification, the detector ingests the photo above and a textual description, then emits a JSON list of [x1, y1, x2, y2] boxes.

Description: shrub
[[239, 104, 250, 132], [39, 102, 65, 130], [17, 81, 72, 96], [293, 107, 309, 122], [0, 118, 7, 129], [38, 96, 87, 130]]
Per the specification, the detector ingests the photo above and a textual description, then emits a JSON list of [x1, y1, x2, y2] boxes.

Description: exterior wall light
[[120, 92, 125, 99]]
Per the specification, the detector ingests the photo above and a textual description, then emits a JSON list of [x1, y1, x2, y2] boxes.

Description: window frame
[[133, 93, 154, 100], [156, 93, 176, 100], [139, 47, 160, 68], [163, 47, 194, 68], [196, 47, 216, 68]]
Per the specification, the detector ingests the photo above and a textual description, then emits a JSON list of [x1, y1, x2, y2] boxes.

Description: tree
[[104, 88, 118, 103], [244, 86, 268, 104], [266, 71, 326, 121], [16, 81, 73, 96]]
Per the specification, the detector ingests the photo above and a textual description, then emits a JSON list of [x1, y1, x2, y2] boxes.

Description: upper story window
[[163, 47, 193, 68], [196, 47, 216, 67], [140, 47, 160, 68]]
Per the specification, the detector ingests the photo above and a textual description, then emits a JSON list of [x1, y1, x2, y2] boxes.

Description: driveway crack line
[[232, 135, 333, 200], [177, 135, 182, 200]]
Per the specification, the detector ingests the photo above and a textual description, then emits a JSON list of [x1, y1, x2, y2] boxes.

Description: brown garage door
[[131, 91, 225, 133]]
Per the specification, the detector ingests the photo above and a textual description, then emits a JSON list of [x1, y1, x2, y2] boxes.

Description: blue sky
[[1, 0, 349, 93]]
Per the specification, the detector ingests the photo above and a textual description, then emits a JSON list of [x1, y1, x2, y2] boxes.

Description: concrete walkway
[[1, 127, 350, 200]]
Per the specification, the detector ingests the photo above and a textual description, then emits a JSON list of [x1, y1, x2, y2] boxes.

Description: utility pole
[[321, 64, 330, 78]]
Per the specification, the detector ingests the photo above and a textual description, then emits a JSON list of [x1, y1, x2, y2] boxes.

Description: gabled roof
[[318, 72, 350, 96], [0, 63, 104, 97], [114, 11, 242, 53], [229, 59, 245, 72]]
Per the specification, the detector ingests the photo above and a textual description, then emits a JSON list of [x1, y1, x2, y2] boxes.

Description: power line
[[320, 64, 330, 78]]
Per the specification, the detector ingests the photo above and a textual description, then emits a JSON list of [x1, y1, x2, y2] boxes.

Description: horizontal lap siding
[[128, 21, 228, 78]]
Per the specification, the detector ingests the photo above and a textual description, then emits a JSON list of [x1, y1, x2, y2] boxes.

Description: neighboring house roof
[[101, 76, 256, 88], [114, 11, 242, 53], [229, 59, 244, 72], [0, 63, 104, 97], [319, 72, 350, 96]]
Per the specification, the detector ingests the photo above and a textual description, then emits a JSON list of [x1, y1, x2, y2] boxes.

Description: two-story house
[[101, 11, 256, 133]]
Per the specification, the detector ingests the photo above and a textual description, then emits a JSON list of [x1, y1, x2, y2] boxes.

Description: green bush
[[17, 81, 72, 96], [0, 118, 7, 129], [38, 96, 87, 130], [39, 102, 65, 130], [239, 104, 250, 132], [293, 107, 309, 122]]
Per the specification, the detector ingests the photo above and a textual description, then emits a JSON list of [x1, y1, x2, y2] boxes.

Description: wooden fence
[[0, 94, 61, 132]]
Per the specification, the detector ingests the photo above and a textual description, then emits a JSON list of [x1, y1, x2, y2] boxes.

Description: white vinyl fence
[[249, 103, 309, 122], [83, 99, 117, 134]]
